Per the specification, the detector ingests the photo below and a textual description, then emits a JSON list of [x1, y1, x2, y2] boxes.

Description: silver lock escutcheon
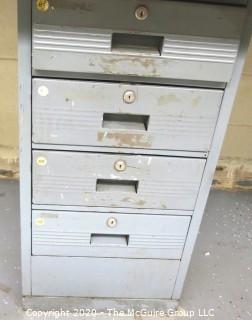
[[107, 217, 117, 228], [135, 5, 149, 20], [123, 90, 136, 104], [114, 160, 127, 172]]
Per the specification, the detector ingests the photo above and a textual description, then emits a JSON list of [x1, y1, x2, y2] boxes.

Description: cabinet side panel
[[18, 0, 32, 295], [172, 3, 252, 300]]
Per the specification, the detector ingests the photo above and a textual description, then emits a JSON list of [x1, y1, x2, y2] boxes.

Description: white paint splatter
[[147, 157, 152, 165], [110, 174, 119, 179]]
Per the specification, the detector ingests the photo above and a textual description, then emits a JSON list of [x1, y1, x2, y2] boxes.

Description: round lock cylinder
[[37, 0, 49, 12], [135, 5, 149, 21], [123, 90, 136, 104], [107, 217, 118, 228], [114, 160, 127, 172]]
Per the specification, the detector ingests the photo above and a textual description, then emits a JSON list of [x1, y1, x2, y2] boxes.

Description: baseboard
[[0, 156, 19, 179], [23, 296, 179, 314], [213, 158, 252, 191]]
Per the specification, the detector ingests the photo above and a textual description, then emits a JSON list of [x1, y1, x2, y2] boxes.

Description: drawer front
[[33, 79, 223, 152], [32, 256, 179, 298], [32, 151, 205, 210], [32, 1, 244, 82], [32, 211, 191, 259]]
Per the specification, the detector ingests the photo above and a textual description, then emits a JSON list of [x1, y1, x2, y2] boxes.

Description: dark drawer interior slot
[[102, 113, 150, 131], [96, 179, 139, 193], [112, 33, 164, 55]]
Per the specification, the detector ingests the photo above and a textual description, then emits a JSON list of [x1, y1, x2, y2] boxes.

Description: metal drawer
[[32, 256, 179, 298], [32, 0, 245, 83], [32, 151, 205, 210], [32, 210, 190, 259], [33, 79, 223, 152]]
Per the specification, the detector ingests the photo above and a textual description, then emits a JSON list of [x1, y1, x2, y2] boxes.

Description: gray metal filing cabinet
[[18, 0, 252, 311]]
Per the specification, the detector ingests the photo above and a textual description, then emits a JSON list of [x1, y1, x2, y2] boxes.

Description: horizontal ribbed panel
[[150, 116, 216, 137], [33, 176, 94, 193], [33, 231, 186, 250], [33, 25, 112, 54], [162, 36, 239, 63], [33, 230, 91, 246], [33, 109, 100, 130], [129, 234, 186, 249], [140, 180, 200, 197], [34, 111, 216, 137]]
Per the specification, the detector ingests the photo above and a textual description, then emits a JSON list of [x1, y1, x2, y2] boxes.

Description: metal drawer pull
[[112, 33, 163, 56], [90, 234, 129, 246], [102, 113, 149, 131], [96, 179, 139, 193]]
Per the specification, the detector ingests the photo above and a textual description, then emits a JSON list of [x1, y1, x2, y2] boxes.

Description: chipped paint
[[135, 199, 146, 206], [50, 0, 94, 11], [121, 197, 146, 207], [100, 56, 159, 76], [158, 94, 180, 106], [97, 131, 151, 148], [192, 96, 202, 107]]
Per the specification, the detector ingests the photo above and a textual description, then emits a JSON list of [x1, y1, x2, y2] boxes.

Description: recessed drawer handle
[[96, 179, 138, 193], [112, 33, 163, 56], [90, 234, 129, 247], [102, 113, 149, 131]]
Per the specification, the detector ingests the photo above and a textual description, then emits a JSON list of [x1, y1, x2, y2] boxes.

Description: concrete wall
[[0, 0, 251, 189], [214, 44, 252, 190], [0, 1, 18, 178]]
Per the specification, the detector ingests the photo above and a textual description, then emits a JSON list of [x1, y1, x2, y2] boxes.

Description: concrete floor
[[0, 180, 251, 320]]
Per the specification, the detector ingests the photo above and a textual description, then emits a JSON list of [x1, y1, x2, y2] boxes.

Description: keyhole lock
[[123, 90, 136, 104], [107, 217, 117, 228], [37, 0, 49, 12], [114, 160, 127, 172], [135, 5, 149, 20]]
